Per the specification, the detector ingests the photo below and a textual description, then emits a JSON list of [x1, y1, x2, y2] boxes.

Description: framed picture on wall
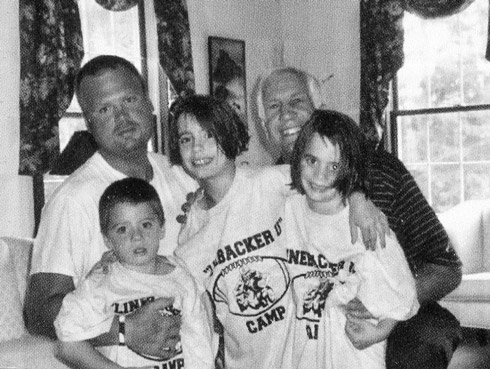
[[208, 36, 247, 122]]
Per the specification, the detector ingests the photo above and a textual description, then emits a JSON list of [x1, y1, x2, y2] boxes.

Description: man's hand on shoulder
[[125, 297, 182, 360], [348, 192, 390, 250]]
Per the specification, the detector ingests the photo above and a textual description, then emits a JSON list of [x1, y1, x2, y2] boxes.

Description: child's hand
[[345, 297, 374, 320], [345, 315, 383, 350], [345, 315, 396, 350]]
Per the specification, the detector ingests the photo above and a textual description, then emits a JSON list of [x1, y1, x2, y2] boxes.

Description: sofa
[[438, 199, 490, 330], [0, 236, 69, 369]]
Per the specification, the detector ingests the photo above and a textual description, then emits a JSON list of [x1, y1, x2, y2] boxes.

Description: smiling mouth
[[115, 123, 138, 136], [309, 183, 329, 192], [192, 158, 213, 166], [133, 247, 147, 255], [281, 126, 301, 138]]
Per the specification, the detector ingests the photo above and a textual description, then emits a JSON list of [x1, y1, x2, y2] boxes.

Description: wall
[[281, 0, 360, 121], [0, 0, 34, 238], [0, 0, 360, 237], [187, 0, 282, 167]]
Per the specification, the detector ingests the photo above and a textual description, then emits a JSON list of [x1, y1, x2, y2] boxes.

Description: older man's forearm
[[415, 262, 462, 304]]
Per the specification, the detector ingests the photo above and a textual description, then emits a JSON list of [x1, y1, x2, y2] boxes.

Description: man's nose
[[279, 103, 295, 120], [114, 104, 130, 121]]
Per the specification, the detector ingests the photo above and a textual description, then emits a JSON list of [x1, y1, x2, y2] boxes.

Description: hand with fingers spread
[[125, 297, 182, 360], [348, 193, 390, 250]]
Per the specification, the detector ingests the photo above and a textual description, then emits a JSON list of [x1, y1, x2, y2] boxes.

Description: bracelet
[[118, 314, 125, 346]]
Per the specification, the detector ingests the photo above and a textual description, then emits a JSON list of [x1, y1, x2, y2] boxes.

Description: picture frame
[[208, 36, 247, 121]]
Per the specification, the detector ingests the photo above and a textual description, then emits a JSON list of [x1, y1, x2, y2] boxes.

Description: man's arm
[[347, 150, 462, 318], [24, 273, 74, 339], [24, 273, 181, 359], [370, 150, 462, 302], [415, 262, 462, 304], [348, 192, 390, 250]]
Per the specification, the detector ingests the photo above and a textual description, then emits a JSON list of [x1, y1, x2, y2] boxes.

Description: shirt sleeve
[[31, 190, 101, 286], [355, 234, 420, 321], [393, 166, 461, 270], [369, 151, 462, 271], [261, 165, 294, 197], [178, 266, 215, 369], [54, 274, 113, 341]]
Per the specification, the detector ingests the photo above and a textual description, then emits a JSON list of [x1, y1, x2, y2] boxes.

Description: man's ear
[[83, 113, 93, 134], [103, 234, 114, 250]]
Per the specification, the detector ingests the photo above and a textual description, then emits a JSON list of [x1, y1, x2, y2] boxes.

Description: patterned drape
[[19, 0, 84, 175], [154, 0, 195, 96], [97, 0, 195, 96], [95, 0, 139, 11], [19, 0, 194, 175], [359, 0, 479, 146], [405, 0, 475, 18]]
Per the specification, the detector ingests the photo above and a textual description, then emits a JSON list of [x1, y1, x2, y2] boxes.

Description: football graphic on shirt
[[212, 256, 290, 317]]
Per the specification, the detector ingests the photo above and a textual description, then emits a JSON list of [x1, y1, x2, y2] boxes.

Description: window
[[392, 0, 490, 213]]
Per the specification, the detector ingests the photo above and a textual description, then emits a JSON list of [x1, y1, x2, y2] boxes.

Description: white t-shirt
[[282, 195, 419, 369], [175, 165, 295, 369], [55, 256, 214, 369], [31, 152, 196, 287]]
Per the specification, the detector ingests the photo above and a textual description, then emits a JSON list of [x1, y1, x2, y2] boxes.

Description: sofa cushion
[[438, 200, 485, 274], [0, 239, 26, 341], [482, 201, 490, 272], [0, 334, 69, 369], [443, 272, 490, 302]]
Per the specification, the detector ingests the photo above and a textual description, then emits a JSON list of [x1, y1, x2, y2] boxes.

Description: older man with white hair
[[257, 67, 463, 369]]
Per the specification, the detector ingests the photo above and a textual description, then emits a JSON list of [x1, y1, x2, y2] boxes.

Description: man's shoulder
[[45, 154, 116, 206], [370, 149, 406, 172], [238, 164, 290, 189], [368, 149, 413, 184], [149, 152, 194, 179]]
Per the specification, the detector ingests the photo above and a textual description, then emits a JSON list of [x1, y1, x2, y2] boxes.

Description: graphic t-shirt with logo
[[281, 195, 419, 369], [175, 166, 294, 369]]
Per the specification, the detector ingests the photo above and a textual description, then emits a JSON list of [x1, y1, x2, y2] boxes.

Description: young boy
[[54, 177, 214, 369]]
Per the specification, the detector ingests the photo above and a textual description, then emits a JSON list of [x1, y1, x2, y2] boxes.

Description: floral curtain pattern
[[19, 0, 84, 175], [154, 0, 195, 96], [405, 0, 475, 18], [359, 0, 405, 146], [359, 0, 480, 146], [19, 0, 194, 175], [95, 0, 139, 11]]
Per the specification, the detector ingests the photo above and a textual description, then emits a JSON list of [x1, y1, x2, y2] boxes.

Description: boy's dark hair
[[290, 109, 368, 202], [99, 177, 165, 235], [168, 94, 250, 165], [74, 55, 146, 100]]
